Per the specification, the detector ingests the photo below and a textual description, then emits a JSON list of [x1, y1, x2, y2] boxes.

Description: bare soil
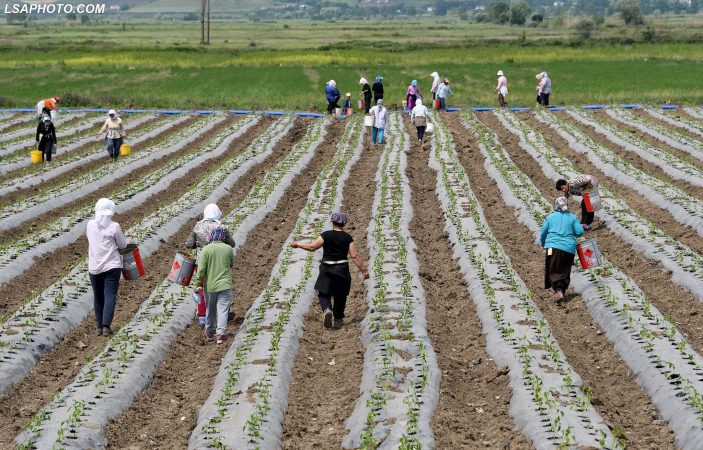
[[631, 109, 703, 144], [104, 119, 345, 449], [280, 132, 377, 449], [449, 112, 677, 449]]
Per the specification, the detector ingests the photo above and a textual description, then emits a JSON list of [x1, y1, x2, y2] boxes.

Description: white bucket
[[335, 108, 342, 118], [583, 189, 602, 212], [426, 122, 435, 135], [577, 239, 602, 269], [364, 115, 374, 127]]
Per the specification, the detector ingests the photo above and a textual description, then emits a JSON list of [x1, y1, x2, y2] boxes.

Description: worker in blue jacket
[[325, 80, 340, 115]]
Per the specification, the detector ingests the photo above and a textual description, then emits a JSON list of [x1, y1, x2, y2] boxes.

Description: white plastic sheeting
[[646, 108, 703, 138]]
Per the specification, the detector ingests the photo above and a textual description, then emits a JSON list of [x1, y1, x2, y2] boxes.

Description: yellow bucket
[[120, 143, 131, 156], [30, 150, 42, 164]]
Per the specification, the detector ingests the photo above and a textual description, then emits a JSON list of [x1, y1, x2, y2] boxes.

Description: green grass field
[[0, 19, 701, 110]]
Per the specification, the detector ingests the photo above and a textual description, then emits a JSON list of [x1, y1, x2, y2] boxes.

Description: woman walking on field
[[36, 114, 57, 162], [537, 71, 552, 107], [359, 77, 372, 114], [540, 197, 584, 303], [97, 109, 125, 161], [411, 98, 430, 143], [368, 99, 388, 145], [406, 80, 423, 112], [290, 212, 369, 329], [496, 70, 508, 108], [325, 80, 341, 115], [372, 75, 384, 106]]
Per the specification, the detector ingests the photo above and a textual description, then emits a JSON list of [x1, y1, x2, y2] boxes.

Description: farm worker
[[185, 203, 236, 326], [342, 93, 352, 113], [538, 71, 552, 107], [87, 198, 127, 336], [535, 73, 542, 105], [406, 80, 423, 113], [436, 78, 454, 111], [193, 227, 235, 344], [325, 80, 341, 115], [410, 98, 430, 143], [359, 78, 372, 114], [369, 99, 388, 145], [35, 114, 57, 162], [372, 75, 384, 106], [35, 96, 60, 121], [97, 109, 126, 161], [556, 175, 599, 231], [290, 212, 369, 328], [540, 197, 584, 303], [430, 71, 441, 100], [496, 70, 508, 108]]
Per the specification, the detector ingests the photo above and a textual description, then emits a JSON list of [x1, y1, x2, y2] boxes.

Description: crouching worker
[[540, 197, 584, 303], [185, 203, 235, 326], [193, 227, 234, 344], [556, 175, 599, 231], [290, 212, 369, 329]]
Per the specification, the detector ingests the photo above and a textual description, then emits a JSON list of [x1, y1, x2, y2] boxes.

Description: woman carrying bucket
[[97, 109, 125, 161], [87, 198, 128, 336], [540, 197, 584, 303], [290, 212, 369, 329], [35, 114, 57, 162], [359, 77, 372, 114], [556, 175, 599, 231], [185, 203, 235, 325]]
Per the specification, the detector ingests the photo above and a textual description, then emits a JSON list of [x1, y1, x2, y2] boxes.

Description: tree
[[574, 18, 595, 39], [489, 1, 510, 24], [509, 1, 531, 25], [615, 0, 644, 25]]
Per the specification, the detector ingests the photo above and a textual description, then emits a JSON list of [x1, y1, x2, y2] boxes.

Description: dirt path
[[404, 116, 532, 449], [480, 111, 703, 355], [104, 120, 345, 449], [447, 112, 677, 449], [280, 134, 377, 449], [560, 111, 703, 201], [0, 117, 288, 447], [0, 117, 240, 318]]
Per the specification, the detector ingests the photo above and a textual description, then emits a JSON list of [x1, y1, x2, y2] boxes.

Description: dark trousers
[[540, 93, 550, 107], [39, 138, 53, 162], [416, 126, 426, 141], [89, 267, 121, 327], [439, 97, 446, 110], [581, 199, 594, 225], [364, 95, 371, 114], [498, 93, 506, 108], [327, 98, 340, 114], [319, 293, 347, 320], [374, 95, 383, 107], [107, 138, 123, 159]]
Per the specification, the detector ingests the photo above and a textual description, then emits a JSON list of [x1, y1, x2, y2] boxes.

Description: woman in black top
[[372, 76, 384, 107], [290, 212, 369, 329], [359, 77, 372, 114], [36, 115, 57, 162]]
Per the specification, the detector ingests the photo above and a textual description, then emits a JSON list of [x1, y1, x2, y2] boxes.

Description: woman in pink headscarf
[[406, 79, 423, 113]]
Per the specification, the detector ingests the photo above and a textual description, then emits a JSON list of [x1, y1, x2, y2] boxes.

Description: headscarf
[[430, 71, 438, 78], [359, 77, 368, 85], [554, 197, 569, 212], [376, 99, 384, 107], [328, 80, 336, 87], [94, 198, 116, 229], [536, 73, 543, 80], [416, 99, 423, 107], [208, 226, 227, 243], [200, 203, 222, 224], [411, 80, 418, 86], [108, 109, 118, 118], [331, 212, 348, 226], [374, 75, 383, 83]]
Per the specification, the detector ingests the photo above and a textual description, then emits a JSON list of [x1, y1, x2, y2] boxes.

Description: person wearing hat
[[430, 71, 441, 100], [368, 99, 388, 145], [359, 77, 372, 114], [35, 114, 57, 162], [496, 70, 508, 108], [87, 198, 128, 335], [35, 96, 60, 122], [540, 197, 584, 303], [325, 80, 341, 115], [406, 80, 423, 113], [342, 92, 353, 116], [436, 78, 454, 111], [290, 212, 369, 329], [193, 226, 235, 344], [97, 109, 126, 161], [372, 75, 384, 106], [556, 175, 599, 231]]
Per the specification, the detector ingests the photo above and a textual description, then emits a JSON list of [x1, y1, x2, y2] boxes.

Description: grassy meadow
[[0, 18, 701, 110]]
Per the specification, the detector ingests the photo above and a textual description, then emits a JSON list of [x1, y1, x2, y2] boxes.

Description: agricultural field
[[0, 104, 702, 449]]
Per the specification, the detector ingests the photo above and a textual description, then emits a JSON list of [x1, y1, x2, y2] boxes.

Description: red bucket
[[120, 244, 145, 281], [577, 239, 602, 269], [433, 99, 441, 110], [358, 99, 364, 110]]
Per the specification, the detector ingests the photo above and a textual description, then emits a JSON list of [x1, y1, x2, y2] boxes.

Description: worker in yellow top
[[36, 97, 61, 121]]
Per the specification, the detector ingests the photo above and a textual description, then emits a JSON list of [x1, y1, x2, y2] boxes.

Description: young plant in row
[[607, 108, 702, 154]]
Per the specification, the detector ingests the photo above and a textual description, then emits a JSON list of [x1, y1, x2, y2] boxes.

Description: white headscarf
[[328, 80, 336, 87], [108, 109, 118, 118], [430, 72, 438, 78], [554, 196, 569, 212], [359, 77, 368, 85], [94, 198, 116, 229], [416, 99, 423, 107], [200, 203, 222, 224]]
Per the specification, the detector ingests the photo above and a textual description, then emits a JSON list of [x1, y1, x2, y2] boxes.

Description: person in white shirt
[[86, 198, 127, 336], [368, 99, 388, 145], [410, 98, 430, 142], [430, 71, 441, 101], [436, 78, 454, 111], [496, 70, 508, 108]]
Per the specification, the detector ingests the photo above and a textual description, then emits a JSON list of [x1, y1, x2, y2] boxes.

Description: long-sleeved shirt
[[496, 76, 508, 95], [192, 241, 234, 293], [368, 105, 388, 129], [411, 104, 429, 120], [36, 122, 57, 145], [99, 117, 125, 139], [185, 219, 236, 258], [372, 81, 384, 99], [361, 83, 371, 101], [436, 83, 454, 98], [87, 220, 128, 274], [36, 98, 57, 115], [431, 75, 441, 94], [566, 175, 598, 197], [540, 211, 584, 255], [538, 76, 552, 95], [325, 84, 340, 102]]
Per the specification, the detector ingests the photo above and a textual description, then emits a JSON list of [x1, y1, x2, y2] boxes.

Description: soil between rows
[[481, 111, 703, 354], [280, 130, 377, 449], [0, 116, 283, 447], [560, 111, 703, 201], [403, 116, 532, 449], [448, 112, 677, 449], [676, 108, 703, 125], [0, 115, 163, 187], [0, 116, 239, 317], [631, 109, 703, 144], [104, 118, 344, 449]]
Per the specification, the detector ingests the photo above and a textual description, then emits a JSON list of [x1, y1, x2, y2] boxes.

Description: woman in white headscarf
[[359, 77, 372, 114], [430, 71, 441, 100], [325, 80, 341, 115], [97, 109, 125, 161], [87, 198, 128, 336], [185, 203, 236, 325], [410, 98, 430, 143]]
